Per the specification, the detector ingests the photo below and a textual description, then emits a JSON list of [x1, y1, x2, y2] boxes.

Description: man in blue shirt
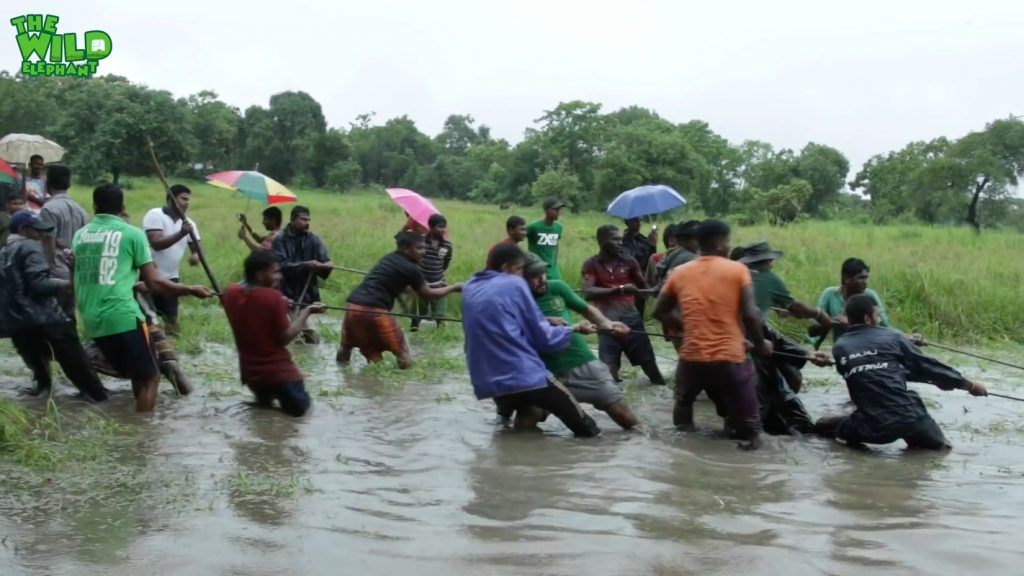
[[462, 243, 601, 438]]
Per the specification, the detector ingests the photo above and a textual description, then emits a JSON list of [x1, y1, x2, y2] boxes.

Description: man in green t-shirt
[[526, 198, 564, 280], [73, 183, 213, 412], [523, 253, 641, 430], [735, 241, 830, 324]]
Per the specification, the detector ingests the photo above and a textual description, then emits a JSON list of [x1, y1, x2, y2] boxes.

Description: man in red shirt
[[485, 215, 527, 269], [581, 224, 666, 386], [222, 250, 326, 417]]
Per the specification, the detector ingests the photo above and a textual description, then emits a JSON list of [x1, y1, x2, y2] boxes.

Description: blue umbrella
[[606, 184, 686, 219]]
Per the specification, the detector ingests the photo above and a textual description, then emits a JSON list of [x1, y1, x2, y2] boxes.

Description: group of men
[[0, 167, 991, 449]]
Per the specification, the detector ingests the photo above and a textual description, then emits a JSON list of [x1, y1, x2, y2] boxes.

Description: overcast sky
[[6, 1, 1024, 176]]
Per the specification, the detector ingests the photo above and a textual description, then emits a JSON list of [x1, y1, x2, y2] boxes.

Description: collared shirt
[[142, 207, 200, 280], [418, 235, 453, 284], [271, 225, 331, 304], [817, 287, 891, 340], [462, 271, 572, 399], [580, 254, 645, 315]]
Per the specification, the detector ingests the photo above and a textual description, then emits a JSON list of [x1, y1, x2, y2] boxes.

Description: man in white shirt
[[142, 184, 202, 335]]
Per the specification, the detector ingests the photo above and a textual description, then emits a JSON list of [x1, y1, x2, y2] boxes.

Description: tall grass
[[74, 178, 1024, 344]]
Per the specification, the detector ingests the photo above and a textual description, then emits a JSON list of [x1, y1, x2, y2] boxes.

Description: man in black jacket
[[815, 294, 987, 449], [272, 205, 334, 343], [0, 211, 107, 400]]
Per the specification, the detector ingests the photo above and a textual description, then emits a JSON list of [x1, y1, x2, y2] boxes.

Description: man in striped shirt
[[412, 214, 453, 332]]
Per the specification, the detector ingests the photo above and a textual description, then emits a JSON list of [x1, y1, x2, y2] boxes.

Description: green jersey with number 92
[[72, 214, 153, 339]]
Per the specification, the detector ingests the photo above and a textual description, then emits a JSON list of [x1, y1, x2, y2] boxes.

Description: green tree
[[795, 143, 850, 215], [308, 129, 351, 187], [532, 163, 584, 209], [187, 90, 240, 171], [533, 100, 606, 190]]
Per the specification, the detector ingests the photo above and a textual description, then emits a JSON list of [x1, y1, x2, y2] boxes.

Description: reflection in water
[[227, 410, 310, 527]]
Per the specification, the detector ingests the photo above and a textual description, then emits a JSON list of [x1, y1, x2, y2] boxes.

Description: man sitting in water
[[338, 231, 463, 368], [462, 243, 601, 438], [222, 250, 326, 417], [815, 294, 988, 450], [523, 252, 641, 430]]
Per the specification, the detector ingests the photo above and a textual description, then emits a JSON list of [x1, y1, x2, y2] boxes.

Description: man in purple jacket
[[462, 243, 601, 437]]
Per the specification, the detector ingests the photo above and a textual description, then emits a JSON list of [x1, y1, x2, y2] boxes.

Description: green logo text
[[10, 14, 112, 77]]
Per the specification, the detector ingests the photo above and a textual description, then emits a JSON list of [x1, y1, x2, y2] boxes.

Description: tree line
[[2, 71, 1022, 230]]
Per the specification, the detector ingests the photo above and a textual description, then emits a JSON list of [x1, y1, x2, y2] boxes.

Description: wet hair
[[46, 164, 70, 191], [290, 205, 310, 221], [395, 230, 424, 249], [428, 213, 447, 228], [262, 206, 282, 225], [244, 250, 280, 283], [29, 154, 43, 163], [488, 243, 525, 272], [841, 258, 870, 280], [506, 215, 526, 231], [845, 294, 878, 326], [596, 224, 619, 245], [93, 183, 123, 215], [696, 219, 730, 252], [661, 224, 678, 249], [675, 220, 701, 241], [169, 184, 191, 198]]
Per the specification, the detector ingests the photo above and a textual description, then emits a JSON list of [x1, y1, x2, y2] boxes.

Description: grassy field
[[47, 177, 1024, 346]]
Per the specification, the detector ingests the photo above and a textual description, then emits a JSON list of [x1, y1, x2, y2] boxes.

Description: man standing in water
[[73, 183, 212, 412], [581, 224, 666, 385], [523, 253, 641, 430], [142, 184, 203, 336], [339, 231, 462, 368], [815, 294, 987, 450], [621, 217, 657, 316], [272, 205, 334, 344], [654, 219, 771, 449], [526, 198, 564, 280], [486, 215, 527, 269], [223, 250, 325, 417], [411, 214, 453, 332], [462, 243, 601, 437], [39, 165, 88, 321], [1, 210, 107, 400]]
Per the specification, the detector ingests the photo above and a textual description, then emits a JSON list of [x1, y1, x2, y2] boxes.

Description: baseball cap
[[523, 252, 550, 277], [542, 198, 565, 210], [9, 210, 54, 234]]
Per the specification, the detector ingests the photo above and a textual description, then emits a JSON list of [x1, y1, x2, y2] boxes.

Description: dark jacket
[[0, 235, 69, 334], [622, 232, 655, 274], [657, 248, 697, 282], [832, 324, 965, 437], [271, 225, 331, 304]]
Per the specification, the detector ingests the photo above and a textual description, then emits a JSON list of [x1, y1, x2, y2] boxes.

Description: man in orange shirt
[[653, 219, 772, 450]]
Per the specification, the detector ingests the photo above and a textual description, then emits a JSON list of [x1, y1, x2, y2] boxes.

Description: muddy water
[[1, 340, 1023, 576]]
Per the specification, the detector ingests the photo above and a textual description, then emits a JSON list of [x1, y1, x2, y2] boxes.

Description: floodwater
[[1, 337, 1023, 576]]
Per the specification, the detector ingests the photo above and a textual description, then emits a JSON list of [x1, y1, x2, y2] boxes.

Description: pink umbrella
[[386, 187, 440, 231]]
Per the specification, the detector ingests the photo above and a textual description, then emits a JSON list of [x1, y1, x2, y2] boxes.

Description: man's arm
[[807, 288, 833, 337], [281, 303, 326, 345], [145, 225, 191, 251], [896, 334, 971, 391], [272, 234, 310, 277], [21, 246, 67, 297], [414, 282, 462, 300], [580, 261, 637, 300], [740, 283, 770, 355], [139, 263, 211, 298], [559, 282, 628, 334], [238, 226, 261, 251]]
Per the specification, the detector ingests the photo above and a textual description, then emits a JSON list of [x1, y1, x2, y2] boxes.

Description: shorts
[[675, 359, 761, 438], [414, 295, 448, 320], [492, 377, 600, 438], [557, 360, 624, 409], [93, 322, 159, 382], [598, 310, 655, 368], [341, 303, 409, 361], [150, 277, 181, 320], [249, 381, 311, 418], [836, 413, 951, 449]]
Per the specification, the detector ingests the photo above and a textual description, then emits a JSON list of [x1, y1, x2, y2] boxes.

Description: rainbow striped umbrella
[[0, 159, 17, 187], [205, 170, 298, 205]]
